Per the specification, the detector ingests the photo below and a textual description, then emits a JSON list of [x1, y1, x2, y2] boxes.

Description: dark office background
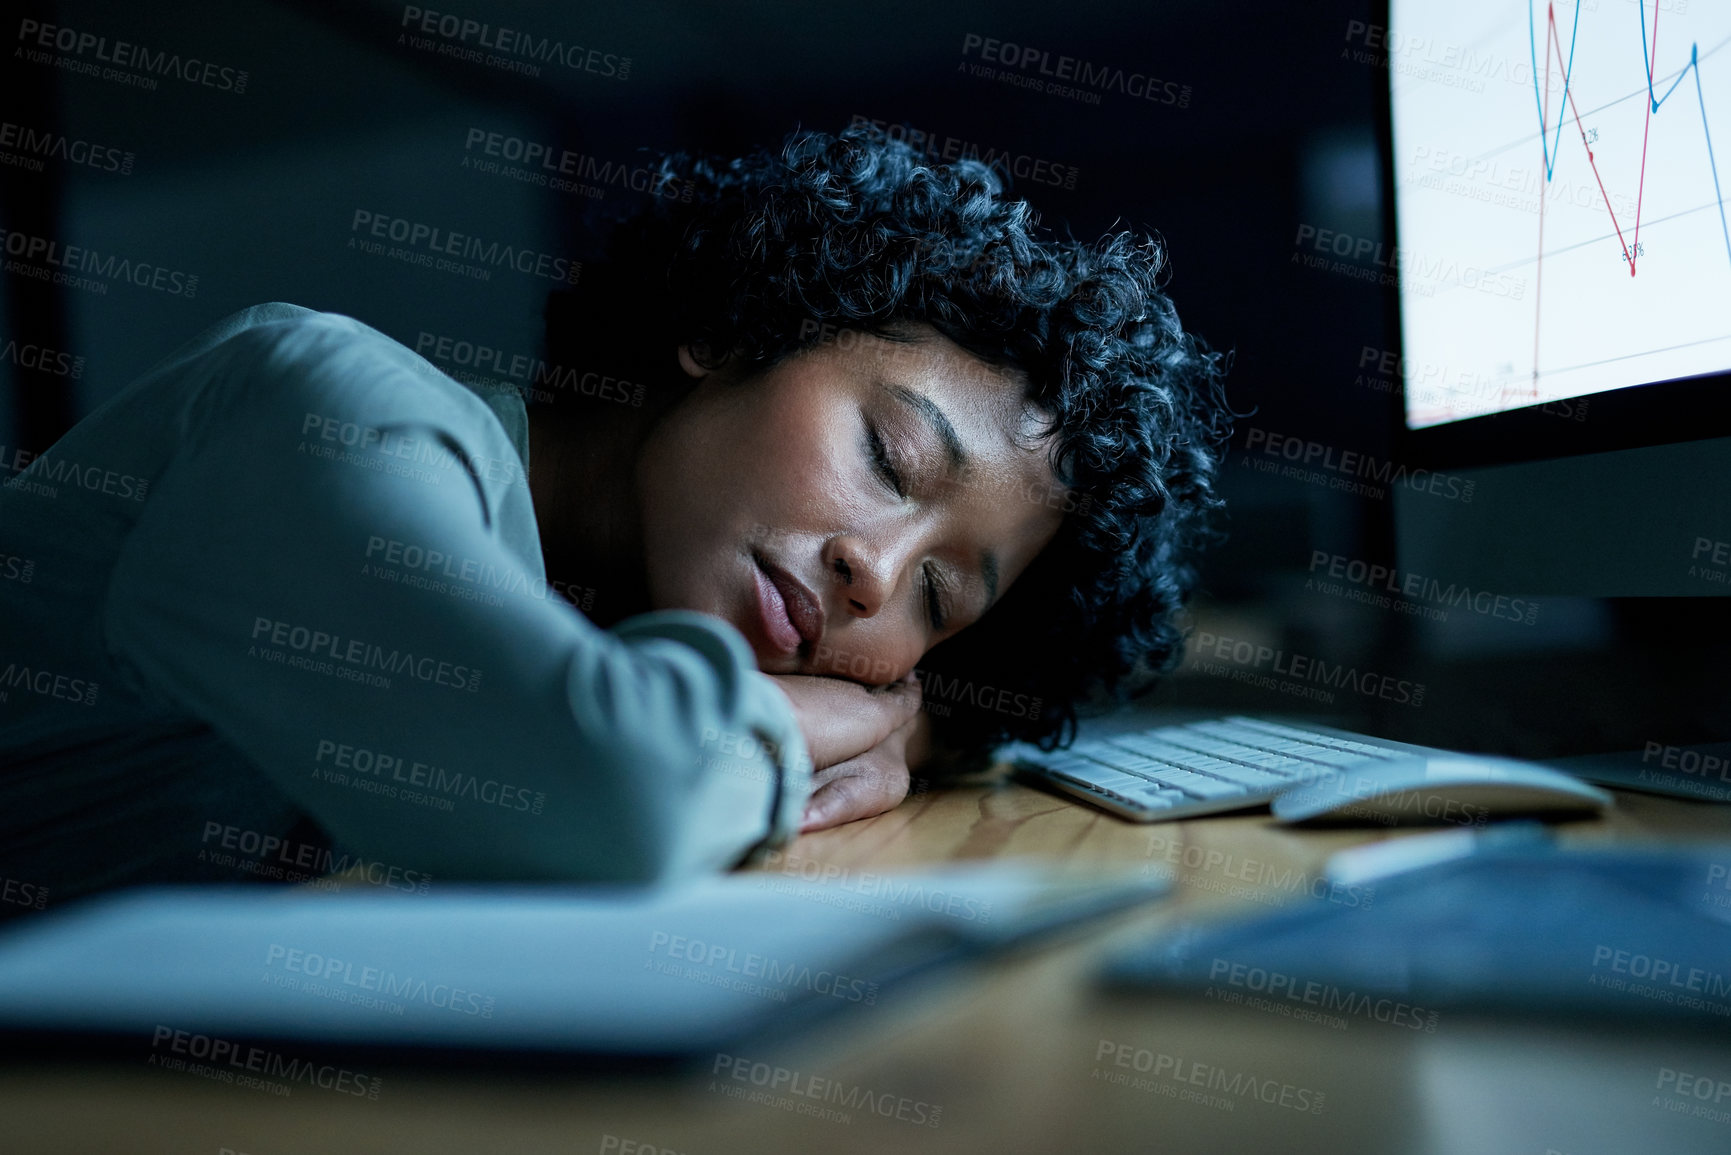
[[4, 0, 1726, 760]]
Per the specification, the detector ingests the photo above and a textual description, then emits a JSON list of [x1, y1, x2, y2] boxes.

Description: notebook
[[0, 862, 1165, 1067]]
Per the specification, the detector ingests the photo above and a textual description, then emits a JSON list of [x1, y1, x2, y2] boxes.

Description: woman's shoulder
[[179, 304, 530, 489], [198, 302, 404, 368], [174, 303, 485, 422], [137, 302, 328, 376]]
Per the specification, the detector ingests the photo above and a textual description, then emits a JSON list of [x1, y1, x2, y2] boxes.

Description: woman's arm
[[99, 312, 809, 882]]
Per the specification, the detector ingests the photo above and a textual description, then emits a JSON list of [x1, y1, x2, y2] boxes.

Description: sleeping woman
[[0, 125, 1228, 905]]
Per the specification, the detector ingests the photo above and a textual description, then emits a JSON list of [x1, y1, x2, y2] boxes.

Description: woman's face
[[635, 324, 1066, 683]]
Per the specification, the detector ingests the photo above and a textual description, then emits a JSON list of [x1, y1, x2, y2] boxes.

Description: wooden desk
[[5, 777, 1731, 1155]]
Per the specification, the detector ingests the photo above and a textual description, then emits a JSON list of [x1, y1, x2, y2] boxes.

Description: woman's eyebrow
[[884, 383, 967, 474]]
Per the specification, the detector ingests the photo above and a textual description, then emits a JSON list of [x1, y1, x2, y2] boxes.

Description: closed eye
[[864, 414, 950, 631], [922, 562, 950, 632], [865, 421, 906, 498]]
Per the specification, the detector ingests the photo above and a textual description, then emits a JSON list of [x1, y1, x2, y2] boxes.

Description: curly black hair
[[545, 123, 1231, 764]]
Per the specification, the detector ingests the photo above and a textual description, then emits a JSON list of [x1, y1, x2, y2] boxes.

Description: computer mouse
[[1270, 756, 1613, 826]]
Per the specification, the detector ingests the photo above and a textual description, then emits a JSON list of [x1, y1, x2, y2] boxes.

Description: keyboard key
[[1158, 734, 1297, 766], [1069, 741, 1128, 762], [1288, 749, 1379, 768], [1144, 769, 1242, 799], [1241, 755, 1307, 775], [1221, 718, 1404, 757], [1225, 754, 1301, 772], [1172, 734, 1271, 757], [1334, 742, 1402, 759], [1224, 718, 1330, 742], [1106, 734, 1178, 757], [1109, 736, 1211, 766], [1094, 760, 1168, 784], [1102, 753, 1167, 772], [1077, 770, 1152, 794], [1150, 733, 1227, 750], [1120, 784, 1184, 808], [1191, 763, 1287, 790], [1192, 720, 1271, 738], [1183, 756, 1247, 775]]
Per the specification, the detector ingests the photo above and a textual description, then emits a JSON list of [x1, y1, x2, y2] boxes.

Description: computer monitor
[[1381, 0, 1731, 595]]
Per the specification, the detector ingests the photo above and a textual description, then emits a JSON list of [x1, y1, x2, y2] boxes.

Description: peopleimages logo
[[1206, 959, 1439, 1032], [1292, 224, 1525, 299], [646, 931, 880, 1005], [299, 410, 529, 490], [150, 1025, 380, 1099], [915, 668, 1041, 721], [756, 850, 994, 925], [1644, 741, 1731, 786], [0, 443, 148, 501], [461, 129, 689, 201], [0, 552, 34, 583], [1243, 426, 1475, 503], [0, 121, 134, 175], [1588, 944, 1731, 1017], [198, 820, 432, 892], [846, 114, 1081, 191], [15, 18, 250, 93], [398, 6, 630, 79], [1144, 833, 1375, 910], [0, 661, 99, 707], [2, 337, 85, 378], [248, 617, 482, 693], [709, 1053, 943, 1128], [264, 944, 496, 1017], [1306, 550, 1539, 625], [1092, 1039, 1326, 1114], [348, 211, 580, 284], [0, 227, 198, 297], [0, 876, 48, 911], [363, 533, 596, 611], [1188, 629, 1426, 708], [960, 34, 1192, 107], [311, 737, 546, 815], [413, 330, 644, 407]]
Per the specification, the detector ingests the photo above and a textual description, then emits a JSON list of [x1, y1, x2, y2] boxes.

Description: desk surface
[[5, 775, 1731, 1155]]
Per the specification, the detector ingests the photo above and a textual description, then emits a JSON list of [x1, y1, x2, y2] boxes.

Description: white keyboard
[[1009, 715, 1434, 822]]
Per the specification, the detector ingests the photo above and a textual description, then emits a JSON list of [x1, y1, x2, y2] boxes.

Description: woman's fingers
[[872, 675, 924, 727], [798, 711, 923, 831], [771, 673, 922, 769], [800, 752, 912, 831]]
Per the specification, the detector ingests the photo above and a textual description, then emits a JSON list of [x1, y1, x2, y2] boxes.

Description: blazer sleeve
[[98, 312, 810, 883]]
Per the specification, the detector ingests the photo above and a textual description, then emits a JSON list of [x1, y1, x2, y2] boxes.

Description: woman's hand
[[764, 673, 930, 831], [767, 673, 921, 771], [801, 708, 934, 831]]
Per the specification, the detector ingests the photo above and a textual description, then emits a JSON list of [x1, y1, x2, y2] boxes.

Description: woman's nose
[[825, 536, 891, 619]]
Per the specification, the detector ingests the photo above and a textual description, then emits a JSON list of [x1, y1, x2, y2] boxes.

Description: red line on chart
[[1538, 2, 1638, 277], [1525, 0, 1731, 397]]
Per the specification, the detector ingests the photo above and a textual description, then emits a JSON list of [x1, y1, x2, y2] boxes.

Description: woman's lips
[[752, 559, 805, 655], [751, 554, 823, 655]]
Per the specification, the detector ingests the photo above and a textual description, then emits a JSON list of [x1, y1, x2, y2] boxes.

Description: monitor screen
[[1388, 0, 1731, 430]]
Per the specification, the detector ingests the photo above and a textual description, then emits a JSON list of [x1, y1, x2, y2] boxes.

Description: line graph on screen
[[1390, 0, 1731, 427], [1528, 1, 1731, 400]]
